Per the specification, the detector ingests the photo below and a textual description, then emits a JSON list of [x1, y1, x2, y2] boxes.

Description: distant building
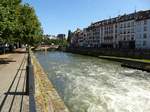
[[57, 34, 66, 40], [49, 35, 57, 39], [70, 10, 150, 49], [43, 35, 57, 39]]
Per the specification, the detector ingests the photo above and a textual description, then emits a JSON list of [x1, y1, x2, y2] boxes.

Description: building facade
[[135, 12, 150, 49], [70, 10, 150, 49]]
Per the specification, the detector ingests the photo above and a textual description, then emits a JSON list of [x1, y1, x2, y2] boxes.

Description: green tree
[[17, 4, 43, 46], [0, 0, 43, 49], [0, 0, 21, 44]]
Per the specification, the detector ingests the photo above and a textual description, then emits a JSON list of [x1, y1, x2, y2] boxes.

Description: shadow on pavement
[[5, 92, 26, 96], [0, 58, 16, 64]]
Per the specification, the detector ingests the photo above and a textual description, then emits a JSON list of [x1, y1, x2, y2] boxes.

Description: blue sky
[[22, 0, 150, 35]]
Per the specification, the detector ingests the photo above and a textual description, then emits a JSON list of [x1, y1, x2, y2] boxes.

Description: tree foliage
[[0, 0, 43, 46]]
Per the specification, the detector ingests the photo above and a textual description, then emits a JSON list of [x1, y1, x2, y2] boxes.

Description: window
[[139, 34, 141, 38], [128, 23, 130, 27], [143, 41, 146, 46], [143, 34, 147, 38], [131, 34, 134, 39], [131, 28, 134, 33], [144, 26, 147, 31], [131, 22, 134, 26], [127, 29, 130, 33], [144, 20, 147, 25], [124, 30, 126, 34], [131, 37, 134, 40], [124, 23, 126, 28], [120, 24, 123, 28]]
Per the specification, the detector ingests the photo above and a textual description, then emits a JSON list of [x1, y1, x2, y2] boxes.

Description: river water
[[35, 51, 150, 112]]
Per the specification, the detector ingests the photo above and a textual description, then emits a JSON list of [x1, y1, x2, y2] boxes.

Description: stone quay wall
[[31, 54, 69, 112], [67, 47, 150, 59]]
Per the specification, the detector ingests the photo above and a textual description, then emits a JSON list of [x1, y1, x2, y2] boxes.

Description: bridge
[[34, 45, 59, 51]]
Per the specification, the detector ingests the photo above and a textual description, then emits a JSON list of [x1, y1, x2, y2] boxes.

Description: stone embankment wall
[[31, 54, 69, 112], [67, 48, 150, 72], [67, 48, 150, 59]]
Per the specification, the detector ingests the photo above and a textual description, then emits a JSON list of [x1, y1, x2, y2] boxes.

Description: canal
[[35, 51, 150, 112]]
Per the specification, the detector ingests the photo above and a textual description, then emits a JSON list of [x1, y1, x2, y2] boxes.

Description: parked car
[[0, 45, 10, 53]]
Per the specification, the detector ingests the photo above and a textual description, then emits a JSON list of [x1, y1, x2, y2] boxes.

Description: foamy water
[[35, 51, 150, 112]]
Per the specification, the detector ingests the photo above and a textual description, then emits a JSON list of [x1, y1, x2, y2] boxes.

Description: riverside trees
[[0, 0, 43, 50]]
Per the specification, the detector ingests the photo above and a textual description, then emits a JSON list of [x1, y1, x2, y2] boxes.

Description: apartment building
[[116, 14, 135, 49], [86, 24, 101, 48], [70, 28, 84, 47], [135, 11, 150, 49], [101, 19, 115, 48], [70, 10, 150, 49]]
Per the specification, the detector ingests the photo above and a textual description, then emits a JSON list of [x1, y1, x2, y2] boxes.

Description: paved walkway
[[0, 51, 29, 112]]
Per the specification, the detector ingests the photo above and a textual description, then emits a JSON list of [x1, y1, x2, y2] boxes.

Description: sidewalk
[[0, 50, 29, 112]]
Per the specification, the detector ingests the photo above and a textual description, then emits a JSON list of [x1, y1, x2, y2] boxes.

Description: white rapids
[[35, 51, 150, 112]]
